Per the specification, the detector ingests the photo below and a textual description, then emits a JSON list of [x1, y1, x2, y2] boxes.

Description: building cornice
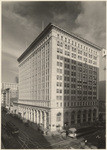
[[14, 102, 51, 109], [17, 23, 52, 62], [18, 23, 102, 63]]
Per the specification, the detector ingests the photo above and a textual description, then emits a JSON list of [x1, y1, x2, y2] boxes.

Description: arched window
[[77, 110, 81, 123], [71, 111, 75, 124], [88, 109, 91, 121], [56, 112, 61, 122], [83, 110, 86, 122], [93, 109, 97, 121], [64, 112, 69, 124]]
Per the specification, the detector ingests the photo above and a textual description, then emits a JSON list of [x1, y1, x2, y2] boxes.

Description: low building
[[1, 82, 18, 111]]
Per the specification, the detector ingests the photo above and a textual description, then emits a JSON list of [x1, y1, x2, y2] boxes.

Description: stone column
[[40, 111, 42, 124], [37, 111, 39, 124], [22, 109, 24, 119], [29, 109, 32, 121], [48, 111, 51, 128], [32, 110, 34, 122], [34, 110, 36, 123], [24, 109, 26, 119], [30, 109, 32, 121], [35, 111, 37, 123], [26, 110, 28, 120], [28, 110, 30, 120], [44, 112, 46, 129]]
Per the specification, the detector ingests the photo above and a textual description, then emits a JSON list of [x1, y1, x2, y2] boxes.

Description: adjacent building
[[99, 49, 106, 121], [17, 23, 101, 131], [1, 82, 18, 110]]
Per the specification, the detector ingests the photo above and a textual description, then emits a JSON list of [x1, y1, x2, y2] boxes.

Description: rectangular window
[[57, 41, 60, 46], [57, 115, 61, 121], [78, 55, 82, 60], [68, 39, 70, 43], [78, 50, 82, 55], [65, 51, 70, 56]]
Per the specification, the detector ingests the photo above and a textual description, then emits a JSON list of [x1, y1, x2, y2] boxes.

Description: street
[[2, 110, 51, 149], [1, 109, 105, 149]]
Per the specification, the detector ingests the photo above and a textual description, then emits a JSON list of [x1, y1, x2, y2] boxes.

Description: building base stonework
[[17, 104, 50, 130], [14, 102, 99, 132]]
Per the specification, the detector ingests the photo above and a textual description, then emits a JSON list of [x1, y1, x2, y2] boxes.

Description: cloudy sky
[[2, 1, 106, 83]]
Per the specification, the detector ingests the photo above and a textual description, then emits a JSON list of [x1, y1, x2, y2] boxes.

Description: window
[[68, 45, 70, 50], [60, 62, 62, 67], [72, 47, 76, 52], [57, 34, 59, 38], [78, 43, 80, 47], [57, 112, 61, 121], [60, 89, 62, 93], [89, 54, 92, 58], [78, 50, 82, 55], [84, 52, 87, 56], [60, 76, 62, 80], [57, 41, 60, 46], [94, 56, 97, 60], [57, 55, 60, 59], [89, 59, 92, 64], [65, 51, 70, 56], [57, 48, 63, 54], [72, 53, 76, 58], [65, 44, 67, 49], [84, 58, 87, 62], [78, 55, 82, 60], [68, 39, 70, 43]]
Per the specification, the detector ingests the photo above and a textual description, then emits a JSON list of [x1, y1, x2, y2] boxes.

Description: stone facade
[[1, 82, 18, 110], [17, 23, 101, 131]]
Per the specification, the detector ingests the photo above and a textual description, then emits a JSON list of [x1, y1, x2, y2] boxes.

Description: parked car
[[61, 128, 77, 138], [68, 128, 77, 138]]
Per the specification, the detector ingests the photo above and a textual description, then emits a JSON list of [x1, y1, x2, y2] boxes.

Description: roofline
[[18, 23, 102, 62], [17, 23, 52, 62], [52, 24, 102, 50]]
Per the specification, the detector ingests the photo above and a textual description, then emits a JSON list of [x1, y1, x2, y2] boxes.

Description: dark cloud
[[3, 1, 82, 29], [2, 1, 106, 82], [72, 1, 106, 48]]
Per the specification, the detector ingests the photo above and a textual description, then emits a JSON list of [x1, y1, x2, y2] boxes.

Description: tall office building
[[17, 23, 101, 131]]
